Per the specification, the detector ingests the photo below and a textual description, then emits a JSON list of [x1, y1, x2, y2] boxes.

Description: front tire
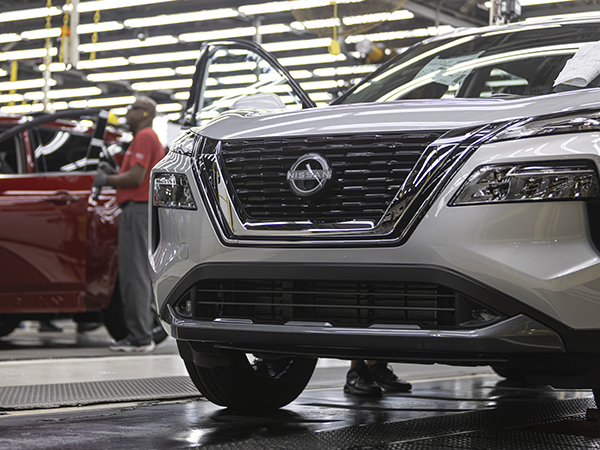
[[184, 349, 317, 410]]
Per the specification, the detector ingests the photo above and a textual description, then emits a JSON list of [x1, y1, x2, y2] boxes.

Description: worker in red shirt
[[94, 96, 165, 353]]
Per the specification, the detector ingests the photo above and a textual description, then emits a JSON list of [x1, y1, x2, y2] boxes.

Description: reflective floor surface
[[1, 320, 600, 449]]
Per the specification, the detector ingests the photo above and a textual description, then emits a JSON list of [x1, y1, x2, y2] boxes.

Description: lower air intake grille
[[184, 279, 457, 328]]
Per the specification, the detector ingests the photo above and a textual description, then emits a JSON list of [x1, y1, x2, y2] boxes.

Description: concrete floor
[[1, 320, 599, 449]]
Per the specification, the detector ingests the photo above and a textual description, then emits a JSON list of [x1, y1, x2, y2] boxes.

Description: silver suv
[[150, 15, 600, 410]]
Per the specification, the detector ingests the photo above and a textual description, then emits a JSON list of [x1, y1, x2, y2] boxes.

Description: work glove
[[93, 169, 109, 188]]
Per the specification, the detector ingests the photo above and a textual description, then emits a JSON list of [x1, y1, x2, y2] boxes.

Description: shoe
[[109, 339, 155, 353], [344, 363, 382, 397], [39, 321, 63, 332], [368, 362, 412, 392]]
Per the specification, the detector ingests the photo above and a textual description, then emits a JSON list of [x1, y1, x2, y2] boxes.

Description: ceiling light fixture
[[87, 67, 176, 82], [0, 47, 57, 62], [0, 33, 22, 44], [238, 0, 364, 16], [79, 35, 178, 53], [0, 78, 57, 90], [180, 27, 257, 42], [78, 0, 178, 13], [131, 79, 193, 91], [0, 6, 61, 24], [123, 8, 239, 28], [129, 50, 200, 65], [22, 87, 103, 100]]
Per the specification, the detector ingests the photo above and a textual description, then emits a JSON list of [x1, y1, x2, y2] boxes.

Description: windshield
[[336, 22, 600, 105]]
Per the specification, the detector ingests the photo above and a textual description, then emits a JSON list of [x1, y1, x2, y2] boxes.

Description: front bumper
[[163, 306, 563, 363]]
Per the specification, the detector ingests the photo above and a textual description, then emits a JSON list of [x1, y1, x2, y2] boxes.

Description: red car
[[0, 109, 165, 341]]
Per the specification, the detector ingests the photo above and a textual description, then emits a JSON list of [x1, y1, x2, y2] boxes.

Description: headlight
[[153, 173, 197, 210], [169, 130, 201, 156], [450, 161, 600, 206], [492, 111, 600, 142]]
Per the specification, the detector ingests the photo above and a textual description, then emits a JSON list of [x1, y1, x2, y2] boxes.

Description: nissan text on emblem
[[287, 153, 333, 197]]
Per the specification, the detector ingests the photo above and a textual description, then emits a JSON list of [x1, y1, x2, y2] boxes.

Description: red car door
[[0, 111, 121, 315]]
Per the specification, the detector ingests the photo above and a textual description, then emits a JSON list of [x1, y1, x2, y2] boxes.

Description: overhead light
[[129, 50, 200, 65], [78, 0, 178, 13], [88, 67, 176, 82], [21, 28, 61, 40], [0, 78, 57, 90], [313, 65, 379, 76], [524, 10, 600, 22], [124, 9, 239, 28], [173, 92, 189, 100], [77, 57, 129, 69], [258, 24, 292, 34], [278, 53, 347, 67], [238, 0, 364, 15], [37, 58, 126, 72], [346, 26, 454, 44], [484, 0, 573, 6], [180, 27, 257, 42], [1, 103, 45, 114], [0, 34, 21, 44], [300, 80, 339, 90], [0, 6, 61, 24], [77, 21, 124, 34], [343, 10, 414, 26], [262, 37, 331, 52], [156, 103, 183, 112], [289, 69, 313, 79], [131, 79, 193, 91], [87, 96, 136, 107], [23, 87, 103, 100], [175, 66, 195, 76], [309, 92, 334, 102], [0, 47, 57, 62], [79, 35, 178, 53], [0, 94, 24, 103]]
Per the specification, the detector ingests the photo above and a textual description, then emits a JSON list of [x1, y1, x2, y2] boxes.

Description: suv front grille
[[219, 132, 443, 222], [181, 279, 458, 328]]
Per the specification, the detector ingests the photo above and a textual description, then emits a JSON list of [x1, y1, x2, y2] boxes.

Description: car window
[[336, 23, 600, 104], [0, 136, 21, 174], [31, 126, 95, 173], [195, 46, 307, 124]]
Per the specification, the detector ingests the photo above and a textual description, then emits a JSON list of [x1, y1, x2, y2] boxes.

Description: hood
[[193, 88, 600, 141]]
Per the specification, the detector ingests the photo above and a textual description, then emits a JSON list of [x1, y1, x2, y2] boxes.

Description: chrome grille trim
[[220, 132, 443, 223], [193, 123, 514, 245]]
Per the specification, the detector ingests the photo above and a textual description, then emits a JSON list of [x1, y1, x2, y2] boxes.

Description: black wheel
[[491, 365, 528, 382], [594, 389, 600, 409], [104, 276, 168, 344], [0, 317, 20, 337], [183, 349, 317, 410]]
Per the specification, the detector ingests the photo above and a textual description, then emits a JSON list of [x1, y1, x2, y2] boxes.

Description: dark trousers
[[118, 201, 153, 345]]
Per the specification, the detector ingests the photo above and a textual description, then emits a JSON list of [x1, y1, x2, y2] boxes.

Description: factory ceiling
[[0, 0, 597, 120]]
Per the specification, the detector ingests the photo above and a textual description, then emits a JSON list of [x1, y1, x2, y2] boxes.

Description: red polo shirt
[[116, 127, 165, 205]]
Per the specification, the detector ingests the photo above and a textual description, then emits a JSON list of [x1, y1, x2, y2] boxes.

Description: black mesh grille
[[187, 279, 456, 328], [219, 132, 443, 222]]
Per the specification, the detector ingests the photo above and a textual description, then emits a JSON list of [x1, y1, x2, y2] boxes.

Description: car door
[[182, 39, 315, 128], [0, 110, 119, 314]]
